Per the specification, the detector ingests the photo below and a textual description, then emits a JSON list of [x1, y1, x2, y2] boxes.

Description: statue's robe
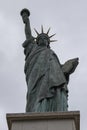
[[23, 39, 68, 112]]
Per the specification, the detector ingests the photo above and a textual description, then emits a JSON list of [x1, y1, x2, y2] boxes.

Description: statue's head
[[36, 33, 50, 47], [34, 26, 56, 48]]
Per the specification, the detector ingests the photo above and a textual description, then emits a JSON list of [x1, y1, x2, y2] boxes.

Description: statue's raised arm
[[20, 8, 33, 41]]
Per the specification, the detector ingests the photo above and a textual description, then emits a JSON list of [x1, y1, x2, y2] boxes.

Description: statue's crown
[[34, 26, 57, 44]]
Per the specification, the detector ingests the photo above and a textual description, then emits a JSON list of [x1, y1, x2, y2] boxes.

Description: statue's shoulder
[[22, 36, 35, 48]]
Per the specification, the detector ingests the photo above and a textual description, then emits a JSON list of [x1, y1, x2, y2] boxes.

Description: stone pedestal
[[6, 111, 80, 130]]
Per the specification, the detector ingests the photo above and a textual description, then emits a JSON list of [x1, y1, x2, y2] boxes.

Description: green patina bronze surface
[[20, 8, 79, 112]]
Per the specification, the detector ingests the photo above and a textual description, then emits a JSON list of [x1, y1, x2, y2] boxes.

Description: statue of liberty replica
[[20, 8, 79, 112]]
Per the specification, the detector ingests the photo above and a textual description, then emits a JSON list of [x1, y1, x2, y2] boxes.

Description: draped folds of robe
[[23, 40, 68, 112]]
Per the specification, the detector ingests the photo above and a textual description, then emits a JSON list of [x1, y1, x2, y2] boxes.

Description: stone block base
[[6, 111, 80, 130]]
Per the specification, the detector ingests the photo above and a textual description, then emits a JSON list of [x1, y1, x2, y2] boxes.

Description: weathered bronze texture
[[20, 8, 79, 112]]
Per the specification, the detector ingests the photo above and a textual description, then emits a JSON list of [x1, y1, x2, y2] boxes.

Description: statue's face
[[38, 36, 49, 47]]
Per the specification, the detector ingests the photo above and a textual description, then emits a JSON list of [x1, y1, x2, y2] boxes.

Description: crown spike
[[49, 33, 56, 38], [34, 28, 39, 35], [50, 40, 57, 42], [47, 27, 51, 34], [41, 25, 44, 33]]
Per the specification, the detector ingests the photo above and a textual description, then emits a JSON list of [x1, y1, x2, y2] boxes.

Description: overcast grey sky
[[0, 0, 87, 130]]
